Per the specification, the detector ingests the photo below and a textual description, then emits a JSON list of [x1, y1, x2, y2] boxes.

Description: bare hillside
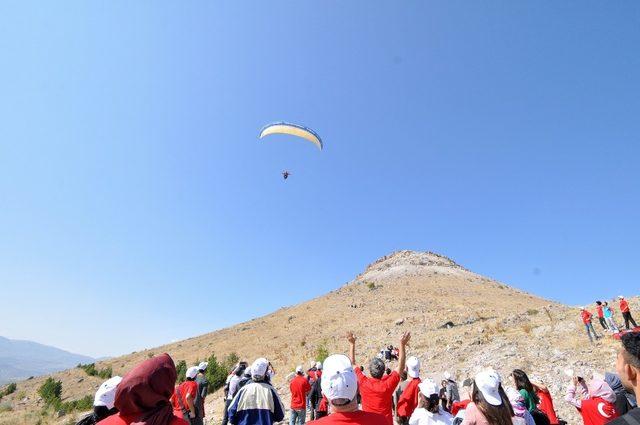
[[0, 251, 627, 424]]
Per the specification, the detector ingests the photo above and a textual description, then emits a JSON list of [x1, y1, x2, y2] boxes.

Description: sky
[[0, 2, 639, 358]]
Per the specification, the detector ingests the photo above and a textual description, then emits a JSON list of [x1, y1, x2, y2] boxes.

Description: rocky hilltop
[[0, 251, 627, 424]]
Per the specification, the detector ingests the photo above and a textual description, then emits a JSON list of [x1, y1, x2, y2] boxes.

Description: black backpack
[[530, 408, 551, 425]]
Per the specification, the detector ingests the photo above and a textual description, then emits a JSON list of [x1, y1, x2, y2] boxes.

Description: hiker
[[171, 366, 199, 422], [308, 362, 321, 420], [193, 362, 208, 425], [511, 370, 551, 424], [237, 362, 253, 391], [451, 379, 473, 424], [408, 379, 454, 425], [306, 354, 388, 425], [395, 370, 411, 420], [444, 372, 461, 412], [565, 376, 619, 424], [397, 356, 422, 424], [581, 307, 600, 343], [609, 333, 640, 424], [97, 353, 189, 425], [506, 387, 535, 425], [530, 377, 559, 425], [619, 296, 638, 330], [596, 302, 609, 331], [460, 369, 517, 425], [222, 363, 247, 425], [228, 358, 285, 425], [316, 393, 329, 419], [440, 381, 449, 412], [604, 302, 620, 333], [290, 365, 312, 425], [604, 372, 634, 416], [347, 330, 411, 425], [76, 376, 122, 425]]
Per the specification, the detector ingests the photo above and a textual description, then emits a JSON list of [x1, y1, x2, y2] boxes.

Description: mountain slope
[[0, 251, 624, 424], [0, 336, 95, 384]]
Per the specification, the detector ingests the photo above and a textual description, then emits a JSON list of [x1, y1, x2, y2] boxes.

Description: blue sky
[[0, 2, 638, 358]]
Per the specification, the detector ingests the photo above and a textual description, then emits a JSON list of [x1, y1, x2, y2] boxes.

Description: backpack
[[75, 413, 98, 425]]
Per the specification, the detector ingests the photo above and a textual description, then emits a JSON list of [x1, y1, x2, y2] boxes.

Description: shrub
[[315, 342, 329, 364], [38, 378, 62, 406], [367, 282, 376, 290], [4, 383, 16, 395], [78, 363, 112, 379], [61, 395, 93, 412], [175, 360, 188, 384], [527, 309, 539, 316]]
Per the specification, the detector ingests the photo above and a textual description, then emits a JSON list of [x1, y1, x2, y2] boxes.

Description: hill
[[0, 336, 94, 385], [0, 250, 626, 424]]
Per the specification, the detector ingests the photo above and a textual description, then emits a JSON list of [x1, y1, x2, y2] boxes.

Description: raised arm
[[396, 332, 411, 375], [347, 331, 357, 366]]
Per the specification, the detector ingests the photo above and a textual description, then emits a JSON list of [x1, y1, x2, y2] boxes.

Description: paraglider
[[259, 122, 322, 180], [259, 122, 323, 150]]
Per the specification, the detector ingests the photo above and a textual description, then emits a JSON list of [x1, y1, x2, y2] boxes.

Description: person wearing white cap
[[170, 366, 200, 422], [222, 362, 248, 425], [461, 369, 515, 425], [306, 354, 387, 425], [619, 296, 638, 330], [408, 379, 454, 425], [76, 376, 122, 424], [192, 362, 209, 425], [290, 365, 312, 425], [228, 358, 285, 425], [397, 356, 422, 424]]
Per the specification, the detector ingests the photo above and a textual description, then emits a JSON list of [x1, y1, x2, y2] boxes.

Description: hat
[[619, 296, 625, 299], [475, 369, 503, 406], [251, 358, 269, 378], [94, 376, 122, 409], [462, 378, 474, 388], [418, 379, 438, 397], [296, 365, 304, 374], [406, 356, 420, 378], [316, 361, 323, 370], [580, 306, 585, 310], [321, 354, 358, 403], [186, 366, 199, 380], [198, 362, 208, 371], [443, 371, 453, 381]]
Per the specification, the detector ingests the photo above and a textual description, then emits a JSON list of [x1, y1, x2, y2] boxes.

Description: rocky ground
[[0, 250, 631, 424]]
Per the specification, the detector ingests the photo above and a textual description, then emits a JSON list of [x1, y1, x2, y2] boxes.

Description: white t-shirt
[[409, 407, 454, 425]]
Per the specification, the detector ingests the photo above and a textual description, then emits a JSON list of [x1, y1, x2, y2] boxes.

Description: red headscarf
[[113, 353, 178, 425]]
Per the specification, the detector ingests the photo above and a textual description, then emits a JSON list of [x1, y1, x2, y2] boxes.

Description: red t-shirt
[[451, 399, 471, 416], [354, 368, 400, 425], [581, 310, 593, 324], [318, 395, 328, 413], [290, 374, 312, 409], [620, 300, 630, 313], [170, 381, 198, 413], [98, 414, 188, 425], [396, 378, 421, 418], [307, 410, 388, 425], [578, 397, 618, 425], [536, 389, 559, 425]]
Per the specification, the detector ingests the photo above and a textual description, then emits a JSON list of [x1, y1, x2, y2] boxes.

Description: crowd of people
[[580, 296, 639, 343], [76, 323, 640, 425]]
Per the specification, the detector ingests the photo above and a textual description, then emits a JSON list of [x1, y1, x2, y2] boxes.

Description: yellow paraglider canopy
[[259, 122, 323, 150]]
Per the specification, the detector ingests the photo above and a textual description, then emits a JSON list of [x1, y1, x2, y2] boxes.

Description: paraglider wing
[[259, 122, 323, 150]]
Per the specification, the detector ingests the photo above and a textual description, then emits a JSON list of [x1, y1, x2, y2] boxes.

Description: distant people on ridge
[[580, 307, 601, 343], [618, 296, 638, 330]]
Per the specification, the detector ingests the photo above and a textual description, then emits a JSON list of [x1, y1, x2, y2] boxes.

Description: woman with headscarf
[[97, 353, 189, 425], [604, 372, 634, 416], [506, 388, 535, 425], [565, 377, 619, 425]]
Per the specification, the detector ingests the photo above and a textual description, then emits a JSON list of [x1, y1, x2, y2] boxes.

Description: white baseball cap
[[186, 366, 199, 380], [406, 356, 420, 378], [296, 365, 304, 374], [321, 354, 358, 404], [198, 362, 208, 371], [94, 376, 122, 409], [418, 379, 438, 397], [316, 361, 323, 370], [443, 371, 454, 381], [619, 295, 625, 299], [475, 369, 503, 406], [251, 358, 269, 378]]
